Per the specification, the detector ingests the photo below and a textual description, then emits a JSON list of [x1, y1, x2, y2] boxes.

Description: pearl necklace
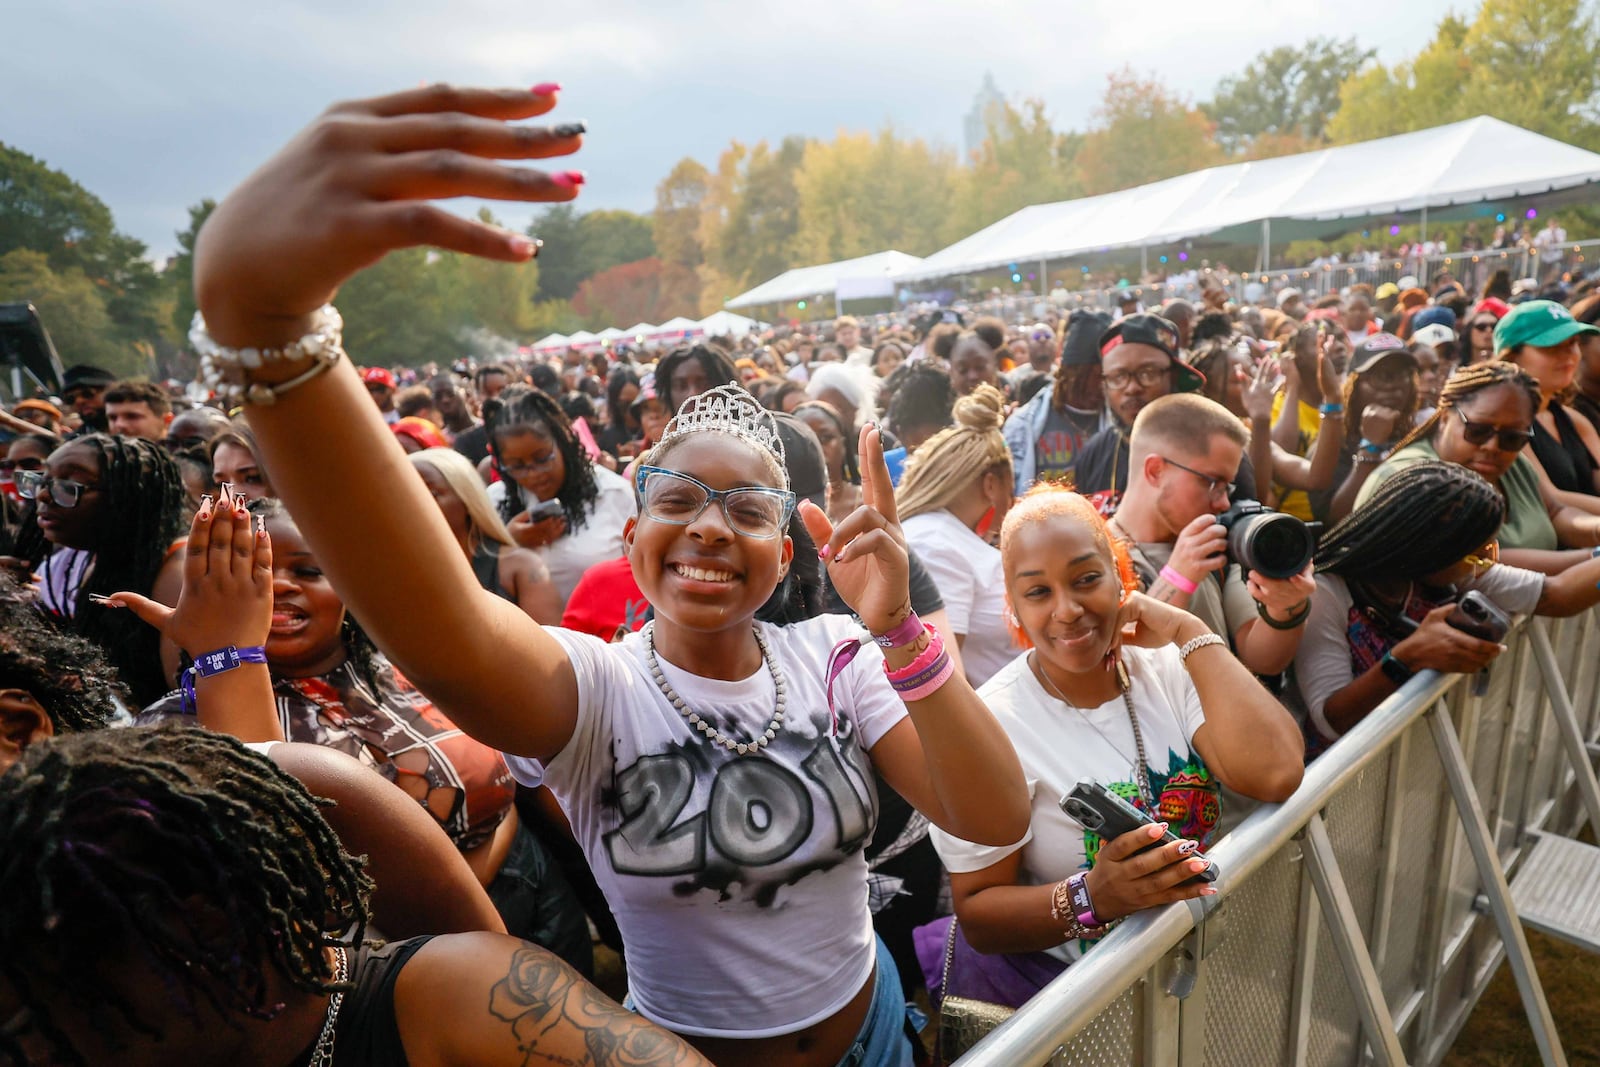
[[308, 946, 348, 1067], [644, 621, 787, 754]]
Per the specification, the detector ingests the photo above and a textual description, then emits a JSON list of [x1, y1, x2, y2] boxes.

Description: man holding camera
[[1107, 394, 1317, 678]]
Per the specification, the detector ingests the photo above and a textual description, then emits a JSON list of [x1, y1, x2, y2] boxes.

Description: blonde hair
[[997, 485, 1139, 650], [408, 448, 513, 548], [895, 383, 1011, 521]]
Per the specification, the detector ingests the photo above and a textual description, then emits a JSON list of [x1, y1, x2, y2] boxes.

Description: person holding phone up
[[925, 485, 1303, 1006]]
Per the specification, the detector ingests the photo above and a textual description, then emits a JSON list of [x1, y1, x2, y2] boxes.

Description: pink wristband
[[873, 612, 925, 649], [884, 625, 945, 685], [898, 654, 955, 702], [1159, 565, 1198, 595]]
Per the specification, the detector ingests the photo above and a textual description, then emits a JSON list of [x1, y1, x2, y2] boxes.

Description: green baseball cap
[[1493, 300, 1600, 353]]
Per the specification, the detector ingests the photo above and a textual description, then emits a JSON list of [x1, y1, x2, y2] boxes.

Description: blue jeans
[[624, 937, 914, 1067], [836, 936, 916, 1067]]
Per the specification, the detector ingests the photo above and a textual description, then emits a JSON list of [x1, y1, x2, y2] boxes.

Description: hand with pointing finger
[[799, 424, 910, 636]]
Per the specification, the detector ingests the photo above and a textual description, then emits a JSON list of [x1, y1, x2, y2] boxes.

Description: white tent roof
[[697, 310, 766, 336], [896, 116, 1600, 283], [651, 317, 702, 334], [726, 250, 925, 309], [623, 322, 656, 337], [532, 332, 569, 349], [595, 327, 626, 340]]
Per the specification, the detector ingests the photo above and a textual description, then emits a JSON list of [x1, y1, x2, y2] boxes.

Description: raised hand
[[799, 424, 910, 635], [194, 84, 583, 346], [105, 485, 272, 658], [1242, 359, 1281, 422], [1360, 404, 1401, 446]]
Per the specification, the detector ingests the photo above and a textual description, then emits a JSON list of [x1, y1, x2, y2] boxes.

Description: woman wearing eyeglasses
[[187, 84, 1029, 1065], [11, 434, 188, 705], [1354, 363, 1600, 575], [483, 383, 636, 607]]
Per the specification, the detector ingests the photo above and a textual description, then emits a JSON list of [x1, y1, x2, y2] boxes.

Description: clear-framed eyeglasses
[[635, 466, 795, 539]]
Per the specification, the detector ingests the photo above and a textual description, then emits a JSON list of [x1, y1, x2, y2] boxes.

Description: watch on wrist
[[1379, 650, 1414, 686]]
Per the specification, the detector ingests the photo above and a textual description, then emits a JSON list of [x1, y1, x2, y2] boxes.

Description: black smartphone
[[1060, 781, 1217, 883], [1446, 590, 1511, 643], [524, 498, 564, 521]]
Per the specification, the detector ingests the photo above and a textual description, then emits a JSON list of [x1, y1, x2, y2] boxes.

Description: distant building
[[963, 73, 1005, 159]]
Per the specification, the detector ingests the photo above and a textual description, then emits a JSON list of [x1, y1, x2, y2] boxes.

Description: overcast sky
[[8, 0, 1462, 261]]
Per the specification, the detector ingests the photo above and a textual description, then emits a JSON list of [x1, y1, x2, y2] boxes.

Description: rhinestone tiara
[[657, 382, 787, 466]]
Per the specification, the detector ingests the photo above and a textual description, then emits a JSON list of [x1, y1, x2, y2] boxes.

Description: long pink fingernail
[[532, 82, 562, 95], [819, 544, 833, 561], [550, 171, 586, 189]]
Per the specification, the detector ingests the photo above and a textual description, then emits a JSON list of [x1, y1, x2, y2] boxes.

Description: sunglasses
[[1454, 408, 1534, 451], [14, 470, 101, 508]]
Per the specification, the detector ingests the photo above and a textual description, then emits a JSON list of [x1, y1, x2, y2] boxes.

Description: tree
[[1075, 69, 1221, 196], [952, 98, 1082, 237], [788, 128, 961, 265], [1206, 38, 1375, 155], [653, 158, 711, 271], [166, 199, 215, 338], [528, 206, 655, 302], [0, 249, 146, 376], [445, 211, 541, 340], [1328, 0, 1600, 149], [709, 137, 807, 293], [572, 257, 699, 327], [337, 248, 460, 366], [528, 204, 586, 301]]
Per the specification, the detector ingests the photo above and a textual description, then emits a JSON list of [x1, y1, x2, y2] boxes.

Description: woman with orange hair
[[922, 486, 1303, 1005]]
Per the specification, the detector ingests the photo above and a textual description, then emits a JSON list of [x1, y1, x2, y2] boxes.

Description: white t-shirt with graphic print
[[502, 615, 908, 1038], [929, 644, 1215, 964]]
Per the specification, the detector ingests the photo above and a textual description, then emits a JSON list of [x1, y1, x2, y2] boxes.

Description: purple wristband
[[1067, 871, 1102, 928], [873, 612, 924, 649]]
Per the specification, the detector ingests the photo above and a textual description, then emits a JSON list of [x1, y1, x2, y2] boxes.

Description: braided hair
[[482, 384, 600, 531], [14, 433, 186, 706], [0, 573, 122, 736], [0, 726, 372, 1065], [895, 384, 1011, 521], [656, 343, 740, 412], [1315, 461, 1505, 582], [1389, 361, 1541, 457]]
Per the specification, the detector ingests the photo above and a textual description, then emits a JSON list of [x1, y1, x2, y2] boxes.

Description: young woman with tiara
[[188, 82, 1029, 1067]]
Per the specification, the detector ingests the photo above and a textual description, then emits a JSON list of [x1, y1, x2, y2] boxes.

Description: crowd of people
[[5, 84, 1600, 1067]]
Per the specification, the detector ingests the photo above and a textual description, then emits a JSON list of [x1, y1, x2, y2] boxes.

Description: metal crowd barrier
[[958, 609, 1600, 1067]]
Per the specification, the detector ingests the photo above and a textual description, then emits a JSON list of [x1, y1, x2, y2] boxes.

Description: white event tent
[[696, 310, 766, 336], [896, 116, 1600, 283], [725, 250, 925, 310]]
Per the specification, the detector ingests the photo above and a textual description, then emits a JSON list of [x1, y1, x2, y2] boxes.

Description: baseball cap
[[1410, 323, 1457, 350], [1411, 306, 1457, 332], [361, 366, 397, 389], [628, 373, 661, 415], [12, 398, 62, 421], [1375, 282, 1400, 301], [1100, 313, 1205, 393], [1348, 333, 1416, 376], [1276, 287, 1303, 308], [1493, 300, 1600, 353]]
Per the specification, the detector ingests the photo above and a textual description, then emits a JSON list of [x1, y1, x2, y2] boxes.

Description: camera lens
[[1228, 512, 1315, 579]]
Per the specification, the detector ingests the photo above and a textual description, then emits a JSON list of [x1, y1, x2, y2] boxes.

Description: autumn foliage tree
[[572, 258, 699, 329], [1076, 69, 1220, 196]]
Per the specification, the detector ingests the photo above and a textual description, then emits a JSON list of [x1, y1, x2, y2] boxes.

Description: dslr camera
[[1216, 500, 1316, 580]]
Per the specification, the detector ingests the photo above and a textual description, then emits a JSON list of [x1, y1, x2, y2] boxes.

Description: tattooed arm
[[393, 932, 708, 1066]]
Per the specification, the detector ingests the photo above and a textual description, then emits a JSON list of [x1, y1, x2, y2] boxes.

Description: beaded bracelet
[[191, 307, 346, 407]]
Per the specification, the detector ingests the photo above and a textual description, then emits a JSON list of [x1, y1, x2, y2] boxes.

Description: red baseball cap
[[362, 366, 397, 389]]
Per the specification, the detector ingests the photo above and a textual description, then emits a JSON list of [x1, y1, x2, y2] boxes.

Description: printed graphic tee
[[503, 616, 907, 1037]]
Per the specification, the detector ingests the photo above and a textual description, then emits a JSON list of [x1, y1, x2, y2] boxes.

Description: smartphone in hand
[[1060, 781, 1218, 883]]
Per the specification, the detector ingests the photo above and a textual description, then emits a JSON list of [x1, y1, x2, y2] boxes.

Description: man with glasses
[[58, 364, 116, 435], [1074, 313, 1253, 513], [1003, 322, 1058, 392], [1106, 394, 1315, 682]]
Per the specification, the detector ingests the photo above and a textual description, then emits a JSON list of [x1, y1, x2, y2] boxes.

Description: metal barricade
[[957, 610, 1600, 1067]]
